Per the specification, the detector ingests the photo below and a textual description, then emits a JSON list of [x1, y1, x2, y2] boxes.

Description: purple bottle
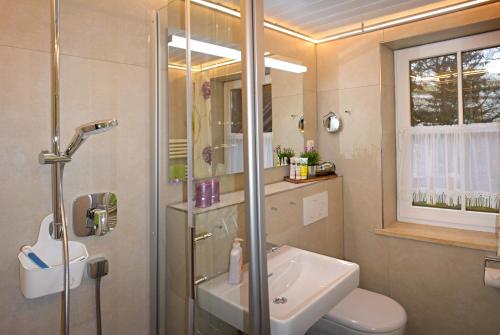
[[195, 181, 212, 208], [210, 179, 220, 204]]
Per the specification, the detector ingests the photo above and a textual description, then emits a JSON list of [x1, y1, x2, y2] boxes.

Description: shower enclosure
[[154, 0, 270, 334], [39, 1, 119, 334]]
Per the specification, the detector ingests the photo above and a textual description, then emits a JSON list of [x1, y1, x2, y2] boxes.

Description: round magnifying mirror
[[298, 116, 305, 133], [323, 112, 341, 133]]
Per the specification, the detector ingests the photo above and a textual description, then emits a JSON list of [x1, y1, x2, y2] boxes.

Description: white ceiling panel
[[213, 0, 449, 38]]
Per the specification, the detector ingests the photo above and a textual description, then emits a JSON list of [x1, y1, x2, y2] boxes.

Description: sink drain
[[273, 296, 288, 304]]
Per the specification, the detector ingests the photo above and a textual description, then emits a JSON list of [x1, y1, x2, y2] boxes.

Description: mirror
[[298, 116, 305, 133], [165, 2, 317, 181], [323, 112, 342, 133]]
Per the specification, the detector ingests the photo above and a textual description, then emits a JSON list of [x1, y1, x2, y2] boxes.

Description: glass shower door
[[156, 1, 269, 334]]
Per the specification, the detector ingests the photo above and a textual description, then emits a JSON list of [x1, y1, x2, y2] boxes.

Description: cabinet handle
[[194, 232, 213, 242]]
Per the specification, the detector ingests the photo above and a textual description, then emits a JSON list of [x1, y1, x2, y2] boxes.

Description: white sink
[[198, 245, 359, 335]]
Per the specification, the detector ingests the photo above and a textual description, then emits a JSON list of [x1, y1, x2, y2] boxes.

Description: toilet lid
[[324, 288, 407, 334]]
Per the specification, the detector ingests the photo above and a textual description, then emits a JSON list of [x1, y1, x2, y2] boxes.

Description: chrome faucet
[[266, 242, 280, 253]]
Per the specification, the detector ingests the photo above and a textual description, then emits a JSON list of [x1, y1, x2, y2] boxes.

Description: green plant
[[282, 147, 295, 159], [300, 147, 320, 166], [275, 145, 295, 163]]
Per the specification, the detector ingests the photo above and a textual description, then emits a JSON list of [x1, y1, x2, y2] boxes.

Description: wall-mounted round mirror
[[323, 112, 341, 133], [298, 116, 305, 133]]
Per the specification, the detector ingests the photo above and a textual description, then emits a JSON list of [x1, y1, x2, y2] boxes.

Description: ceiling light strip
[[202, 59, 240, 70], [190, 0, 495, 44], [191, 0, 241, 17], [316, 29, 364, 43], [168, 64, 202, 72], [191, 0, 316, 43], [363, 0, 492, 32], [263, 22, 317, 43]]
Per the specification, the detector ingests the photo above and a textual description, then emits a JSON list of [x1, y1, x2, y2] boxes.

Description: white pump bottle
[[228, 238, 243, 285]]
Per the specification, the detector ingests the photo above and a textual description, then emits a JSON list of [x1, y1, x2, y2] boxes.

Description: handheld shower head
[[65, 119, 118, 157]]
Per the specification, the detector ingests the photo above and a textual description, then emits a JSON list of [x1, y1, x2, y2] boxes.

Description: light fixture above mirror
[[168, 35, 308, 74]]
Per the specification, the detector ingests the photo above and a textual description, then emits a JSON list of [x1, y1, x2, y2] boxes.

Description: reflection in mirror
[[189, 66, 308, 178], [298, 116, 304, 133], [220, 73, 273, 174], [167, 59, 311, 179], [323, 112, 342, 133], [209, 69, 306, 175]]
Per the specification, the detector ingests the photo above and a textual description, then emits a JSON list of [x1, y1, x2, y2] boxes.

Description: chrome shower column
[[49, 0, 71, 334], [40, 4, 118, 335]]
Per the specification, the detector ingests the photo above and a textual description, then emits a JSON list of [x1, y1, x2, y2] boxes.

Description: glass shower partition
[[156, 1, 270, 334]]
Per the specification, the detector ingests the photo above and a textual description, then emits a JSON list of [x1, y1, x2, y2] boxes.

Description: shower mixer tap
[[86, 208, 109, 236], [73, 192, 118, 237]]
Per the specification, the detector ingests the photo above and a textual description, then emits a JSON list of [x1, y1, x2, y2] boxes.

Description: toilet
[[308, 288, 407, 335]]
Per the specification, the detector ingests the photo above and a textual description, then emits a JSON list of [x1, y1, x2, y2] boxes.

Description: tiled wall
[[0, 1, 161, 334], [316, 4, 500, 335]]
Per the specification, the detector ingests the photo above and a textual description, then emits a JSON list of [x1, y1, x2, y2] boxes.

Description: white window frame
[[395, 30, 500, 233], [223, 75, 272, 137], [223, 75, 273, 173]]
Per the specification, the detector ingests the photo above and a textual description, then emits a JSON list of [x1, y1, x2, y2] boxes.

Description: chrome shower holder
[[39, 119, 118, 166], [38, 150, 71, 164]]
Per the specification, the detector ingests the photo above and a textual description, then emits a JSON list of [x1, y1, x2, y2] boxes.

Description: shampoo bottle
[[289, 157, 297, 179], [300, 158, 308, 179], [228, 238, 243, 285]]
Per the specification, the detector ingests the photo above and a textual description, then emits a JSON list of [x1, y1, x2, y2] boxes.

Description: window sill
[[375, 221, 498, 252]]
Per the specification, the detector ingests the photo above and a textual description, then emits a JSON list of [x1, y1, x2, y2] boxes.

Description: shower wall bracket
[[39, 150, 71, 164]]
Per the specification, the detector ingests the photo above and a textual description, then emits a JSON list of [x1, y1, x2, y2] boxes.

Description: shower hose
[[95, 277, 102, 335], [89, 257, 108, 335]]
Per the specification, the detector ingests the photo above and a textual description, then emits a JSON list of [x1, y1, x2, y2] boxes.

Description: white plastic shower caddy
[[18, 214, 89, 299]]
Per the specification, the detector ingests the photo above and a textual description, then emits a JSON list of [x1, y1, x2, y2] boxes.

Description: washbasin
[[197, 245, 359, 335]]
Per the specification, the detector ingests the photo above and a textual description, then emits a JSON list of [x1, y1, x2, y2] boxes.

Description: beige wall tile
[[0, 0, 151, 66], [318, 86, 381, 162], [271, 69, 304, 98], [386, 237, 500, 335], [303, 90, 318, 146], [272, 94, 304, 156], [61, 0, 149, 66], [317, 31, 383, 92], [380, 61, 397, 226], [0, 0, 50, 51], [380, 45, 395, 87]]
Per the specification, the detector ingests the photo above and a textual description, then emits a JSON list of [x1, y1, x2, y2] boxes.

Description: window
[[225, 79, 272, 134], [395, 31, 499, 232], [223, 76, 274, 173]]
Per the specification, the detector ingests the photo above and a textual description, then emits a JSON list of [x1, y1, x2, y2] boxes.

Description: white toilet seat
[[308, 288, 407, 335]]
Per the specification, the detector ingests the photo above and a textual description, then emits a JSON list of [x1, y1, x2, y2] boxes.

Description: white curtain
[[399, 123, 499, 210], [463, 123, 500, 209], [225, 133, 274, 174]]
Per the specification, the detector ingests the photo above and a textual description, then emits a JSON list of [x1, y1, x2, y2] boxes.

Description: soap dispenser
[[228, 238, 243, 285]]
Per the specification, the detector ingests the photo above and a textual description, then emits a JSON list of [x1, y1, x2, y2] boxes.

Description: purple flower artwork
[[202, 146, 212, 165], [202, 81, 211, 100]]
